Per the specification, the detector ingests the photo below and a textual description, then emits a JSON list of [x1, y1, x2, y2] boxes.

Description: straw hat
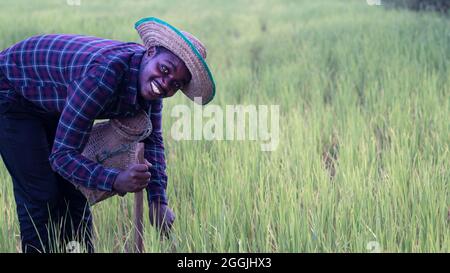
[[135, 17, 216, 105], [77, 110, 152, 205]]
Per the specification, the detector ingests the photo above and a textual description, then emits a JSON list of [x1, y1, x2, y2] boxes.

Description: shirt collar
[[124, 47, 145, 106]]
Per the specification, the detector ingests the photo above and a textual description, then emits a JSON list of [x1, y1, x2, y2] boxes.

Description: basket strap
[[95, 142, 135, 164]]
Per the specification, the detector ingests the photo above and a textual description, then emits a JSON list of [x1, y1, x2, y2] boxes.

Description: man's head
[[135, 17, 215, 104], [139, 46, 192, 100]]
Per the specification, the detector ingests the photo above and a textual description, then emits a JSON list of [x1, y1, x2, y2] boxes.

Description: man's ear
[[147, 46, 156, 58]]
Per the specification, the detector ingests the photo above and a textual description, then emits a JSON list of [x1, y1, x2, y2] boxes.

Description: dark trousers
[[0, 97, 93, 253]]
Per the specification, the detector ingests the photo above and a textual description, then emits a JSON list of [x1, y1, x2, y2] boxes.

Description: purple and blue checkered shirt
[[0, 34, 168, 204]]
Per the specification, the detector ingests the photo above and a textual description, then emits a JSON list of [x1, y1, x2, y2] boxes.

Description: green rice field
[[0, 0, 449, 252]]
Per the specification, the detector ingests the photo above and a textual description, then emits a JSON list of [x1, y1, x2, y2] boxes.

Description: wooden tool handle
[[134, 143, 145, 253]]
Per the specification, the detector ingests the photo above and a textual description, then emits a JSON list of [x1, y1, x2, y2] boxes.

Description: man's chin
[[140, 88, 159, 100]]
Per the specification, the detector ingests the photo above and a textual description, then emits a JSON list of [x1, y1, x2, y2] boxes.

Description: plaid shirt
[[0, 34, 168, 204]]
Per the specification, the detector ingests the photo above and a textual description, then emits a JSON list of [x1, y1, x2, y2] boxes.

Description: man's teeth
[[151, 82, 161, 95]]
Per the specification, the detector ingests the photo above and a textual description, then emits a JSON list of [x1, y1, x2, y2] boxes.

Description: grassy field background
[[0, 0, 449, 252]]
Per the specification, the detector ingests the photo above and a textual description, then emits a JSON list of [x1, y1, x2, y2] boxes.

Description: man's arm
[[143, 99, 175, 235], [143, 98, 168, 205], [49, 63, 122, 191]]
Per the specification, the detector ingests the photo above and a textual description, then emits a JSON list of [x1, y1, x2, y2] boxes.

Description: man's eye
[[160, 64, 169, 74]]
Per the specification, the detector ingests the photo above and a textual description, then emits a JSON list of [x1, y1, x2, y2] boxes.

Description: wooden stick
[[134, 143, 145, 253]]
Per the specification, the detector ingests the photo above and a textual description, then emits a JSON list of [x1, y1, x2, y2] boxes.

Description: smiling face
[[138, 46, 192, 100]]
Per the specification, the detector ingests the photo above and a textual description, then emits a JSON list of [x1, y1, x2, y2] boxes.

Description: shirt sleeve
[[143, 98, 168, 205], [49, 63, 123, 191]]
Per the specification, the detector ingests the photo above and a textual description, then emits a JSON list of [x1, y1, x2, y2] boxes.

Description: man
[[0, 17, 215, 253]]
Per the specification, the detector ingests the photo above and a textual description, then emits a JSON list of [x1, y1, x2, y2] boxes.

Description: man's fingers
[[138, 178, 150, 187], [131, 163, 149, 172], [134, 179, 149, 190], [144, 159, 152, 168], [131, 186, 146, 193], [132, 171, 151, 180]]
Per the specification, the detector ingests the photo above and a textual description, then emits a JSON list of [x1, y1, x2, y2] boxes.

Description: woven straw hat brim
[[135, 17, 215, 105]]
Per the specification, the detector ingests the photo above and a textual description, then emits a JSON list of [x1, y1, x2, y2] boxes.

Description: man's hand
[[112, 163, 151, 195], [149, 200, 175, 237]]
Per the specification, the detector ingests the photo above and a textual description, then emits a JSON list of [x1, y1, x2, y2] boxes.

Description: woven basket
[[77, 110, 152, 205]]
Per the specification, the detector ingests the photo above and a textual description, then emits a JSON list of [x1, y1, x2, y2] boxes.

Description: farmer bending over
[[0, 17, 215, 253]]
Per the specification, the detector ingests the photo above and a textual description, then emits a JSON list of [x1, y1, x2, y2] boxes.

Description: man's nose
[[161, 76, 173, 92]]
